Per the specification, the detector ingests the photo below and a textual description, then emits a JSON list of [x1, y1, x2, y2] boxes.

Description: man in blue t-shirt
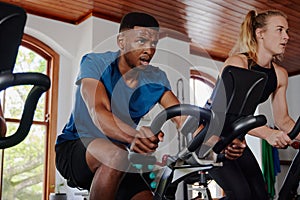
[[55, 12, 182, 200]]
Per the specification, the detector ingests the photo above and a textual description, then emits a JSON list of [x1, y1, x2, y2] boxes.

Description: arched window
[[190, 69, 215, 107], [0, 34, 59, 200]]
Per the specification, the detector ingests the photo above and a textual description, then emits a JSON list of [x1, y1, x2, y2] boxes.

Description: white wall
[[23, 12, 300, 198], [286, 74, 300, 120]]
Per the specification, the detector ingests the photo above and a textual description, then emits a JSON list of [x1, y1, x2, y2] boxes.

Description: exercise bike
[[0, 2, 51, 149], [129, 65, 271, 199]]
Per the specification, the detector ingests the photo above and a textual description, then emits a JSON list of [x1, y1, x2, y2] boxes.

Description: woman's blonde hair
[[230, 10, 287, 63]]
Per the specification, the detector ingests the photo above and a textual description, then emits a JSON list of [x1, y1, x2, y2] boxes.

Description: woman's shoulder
[[223, 53, 248, 70], [273, 62, 288, 74], [272, 62, 289, 86], [273, 62, 288, 78]]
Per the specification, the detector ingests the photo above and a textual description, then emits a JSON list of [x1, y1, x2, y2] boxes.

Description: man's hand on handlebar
[[224, 139, 246, 160], [130, 126, 164, 154]]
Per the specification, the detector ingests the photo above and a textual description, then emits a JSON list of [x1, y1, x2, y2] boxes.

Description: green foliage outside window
[[1, 46, 47, 200]]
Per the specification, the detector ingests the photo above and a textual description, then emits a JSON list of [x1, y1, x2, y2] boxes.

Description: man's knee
[[87, 139, 130, 171]]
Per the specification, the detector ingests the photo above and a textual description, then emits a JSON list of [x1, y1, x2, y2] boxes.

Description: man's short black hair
[[119, 12, 159, 32]]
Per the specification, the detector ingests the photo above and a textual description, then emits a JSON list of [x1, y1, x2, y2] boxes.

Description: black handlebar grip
[[0, 73, 50, 149], [187, 123, 209, 152], [129, 104, 212, 166], [150, 104, 211, 135], [213, 115, 267, 154], [288, 117, 300, 140]]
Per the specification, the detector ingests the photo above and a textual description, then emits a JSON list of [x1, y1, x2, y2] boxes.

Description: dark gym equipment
[[129, 65, 269, 199], [0, 2, 51, 149]]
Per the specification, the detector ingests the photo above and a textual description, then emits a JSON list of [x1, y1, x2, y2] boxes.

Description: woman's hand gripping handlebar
[[284, 116, 300, 149]]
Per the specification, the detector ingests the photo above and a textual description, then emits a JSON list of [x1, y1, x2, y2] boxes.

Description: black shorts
[[55, 138, 153, 200], [55, 138, 94, 190]]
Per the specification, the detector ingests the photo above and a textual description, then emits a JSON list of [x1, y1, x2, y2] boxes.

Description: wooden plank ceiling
[[2, 0, 300, 76]]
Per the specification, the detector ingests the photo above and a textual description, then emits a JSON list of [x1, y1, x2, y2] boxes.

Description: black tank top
[[244, 54, 278, 103]]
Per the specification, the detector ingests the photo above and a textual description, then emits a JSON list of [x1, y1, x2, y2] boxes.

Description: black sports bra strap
[[241, 52, 255, 69]]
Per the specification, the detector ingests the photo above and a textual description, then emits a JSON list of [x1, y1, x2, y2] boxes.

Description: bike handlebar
[[129, 104, 267, 166], [129, 104, 212, 166], [150, 104, 212, 135], [213, 115, 267, 154], [288, 116, 300, 140], [277, 116, 300, 200], [0, 72, 51, 149]]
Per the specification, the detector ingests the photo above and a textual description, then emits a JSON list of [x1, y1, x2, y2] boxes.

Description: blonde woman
[[209, 10, 298, 200]]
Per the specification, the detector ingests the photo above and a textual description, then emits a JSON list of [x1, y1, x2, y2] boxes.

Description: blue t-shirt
[[56, 51, 171, 145]]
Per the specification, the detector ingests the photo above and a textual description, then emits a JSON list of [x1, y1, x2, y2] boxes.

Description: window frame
[[190, 69, 216, 87], [22, 34, 59, 200], [0, 34, 59, 200]]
